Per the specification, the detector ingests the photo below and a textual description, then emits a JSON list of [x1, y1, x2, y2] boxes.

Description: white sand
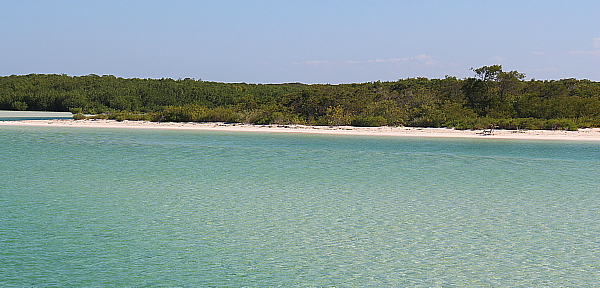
[[2, 119, 600, 141]]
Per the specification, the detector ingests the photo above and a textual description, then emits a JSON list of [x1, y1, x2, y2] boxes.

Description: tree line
[[1, 65, 599, 130]]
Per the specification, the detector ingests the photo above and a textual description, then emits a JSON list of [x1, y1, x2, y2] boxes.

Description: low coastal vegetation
[[2, 65, 599, 130]]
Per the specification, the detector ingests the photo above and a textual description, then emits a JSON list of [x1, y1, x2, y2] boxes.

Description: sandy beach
[[2, 119, 600, 141]]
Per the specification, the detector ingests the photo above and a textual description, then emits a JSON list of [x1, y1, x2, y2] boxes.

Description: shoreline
[[2, 119, 600, 141]]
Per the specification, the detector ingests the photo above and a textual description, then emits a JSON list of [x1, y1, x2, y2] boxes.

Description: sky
[[1, 0, 599, 83]]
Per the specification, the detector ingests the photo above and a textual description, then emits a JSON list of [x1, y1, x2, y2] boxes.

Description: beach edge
[[2, 119, 600, 141]]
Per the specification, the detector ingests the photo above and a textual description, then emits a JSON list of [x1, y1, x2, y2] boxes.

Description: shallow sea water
[[1, 126, 599, 286], [0, 110, 73, 121]]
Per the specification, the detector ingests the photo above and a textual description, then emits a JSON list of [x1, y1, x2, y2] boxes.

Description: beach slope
[[2, 119, 600, 141]]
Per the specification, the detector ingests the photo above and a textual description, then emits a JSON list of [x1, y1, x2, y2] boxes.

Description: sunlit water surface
[[0, 110, 73, 121], [1, 126, 599, 286]]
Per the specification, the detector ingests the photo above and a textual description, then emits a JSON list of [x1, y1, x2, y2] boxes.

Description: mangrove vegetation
[[1, 65, 600, 130]]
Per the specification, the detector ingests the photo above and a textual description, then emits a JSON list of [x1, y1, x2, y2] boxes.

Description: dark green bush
[[72, 113, 86, 120], [351, 116, 388, 127], [544, 119, 578, 131], [11, 101, 28, 111], [89, 114, 109, 119]]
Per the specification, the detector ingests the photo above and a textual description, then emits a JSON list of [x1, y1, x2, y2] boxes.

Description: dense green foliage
[[2, 66, 600, 130]]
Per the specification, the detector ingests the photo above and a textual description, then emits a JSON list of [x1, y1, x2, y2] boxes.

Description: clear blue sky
[[1, 0, 599, 83]]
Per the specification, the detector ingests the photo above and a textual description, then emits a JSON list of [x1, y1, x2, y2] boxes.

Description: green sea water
[[0, 110, 73, 121], [1, 126, 599, 286]]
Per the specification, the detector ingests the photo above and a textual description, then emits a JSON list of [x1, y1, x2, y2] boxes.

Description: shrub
[[573, 117, 600, 128], [351, 116, 387, 127], [11, 101, 28, 111], [89, 114, 109, 119], [73, 113, 87, 120], [515, 118, 545, 130], [545, 119, 578, 131]]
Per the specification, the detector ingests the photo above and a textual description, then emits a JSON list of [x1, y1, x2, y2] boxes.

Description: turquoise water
[[1, 126, 599, 286], [0, 110, 73, 121]]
